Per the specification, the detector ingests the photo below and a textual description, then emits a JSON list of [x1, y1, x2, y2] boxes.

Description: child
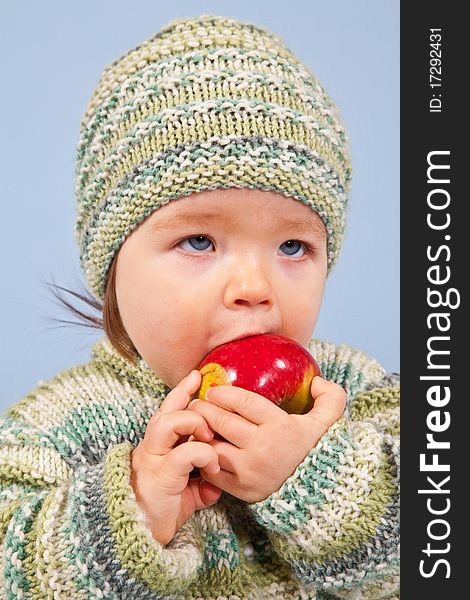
[[0, 14, 399, 600]]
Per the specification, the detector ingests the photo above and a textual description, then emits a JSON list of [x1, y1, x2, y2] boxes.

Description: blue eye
[[179, 235, 213, 252], [279, 240, 305, 257], [177, 236, 313, 258]]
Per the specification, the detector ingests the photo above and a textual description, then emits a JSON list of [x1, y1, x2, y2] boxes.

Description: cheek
[[293, 293, 322, 331], [122, 274, 210, 352], [280, 270, 325, 338]]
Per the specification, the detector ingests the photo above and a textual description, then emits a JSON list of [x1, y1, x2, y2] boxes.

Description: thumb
[[199, 480, 223, 507], [199, 479, 222, 506], [309, 376, 347, 427], [189, 477, 223, 510]]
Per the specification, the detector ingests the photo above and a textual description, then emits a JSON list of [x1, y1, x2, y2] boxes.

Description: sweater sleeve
[[0, 413, 205, 598], [244, 371, 400, 600]]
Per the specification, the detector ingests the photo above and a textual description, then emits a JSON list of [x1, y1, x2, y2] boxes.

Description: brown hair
[[46, 253, 140, 364]]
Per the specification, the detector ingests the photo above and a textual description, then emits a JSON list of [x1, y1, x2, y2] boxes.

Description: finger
[[308, 377, 347, 428], [201, 436, 238, 473], [157, 370, 202, 416], [203, 384, 281, 425], [164, 441, 221, 481], [188, 399, 257, 448], [198, 457, 235, 492], [142, 410, 214, 456]]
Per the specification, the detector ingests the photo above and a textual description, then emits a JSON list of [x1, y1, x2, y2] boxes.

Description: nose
[[223, 254, 274, 308]]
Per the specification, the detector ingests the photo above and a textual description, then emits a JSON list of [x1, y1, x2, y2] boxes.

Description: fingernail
[[205, 389, 212, 400]]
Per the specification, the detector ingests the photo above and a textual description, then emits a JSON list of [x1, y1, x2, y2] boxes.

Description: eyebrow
[[148, 209, 326, 238]]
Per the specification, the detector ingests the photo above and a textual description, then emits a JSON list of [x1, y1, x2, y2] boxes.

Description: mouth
[[227, 331, 268, 343], [204, 330, 273, 358]]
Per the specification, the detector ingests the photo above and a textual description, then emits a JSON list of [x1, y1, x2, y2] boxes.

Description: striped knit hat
[[75, 14, 352, 301]]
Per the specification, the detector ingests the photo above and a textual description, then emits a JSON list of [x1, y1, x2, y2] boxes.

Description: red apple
[[196, 334, 322, 415]]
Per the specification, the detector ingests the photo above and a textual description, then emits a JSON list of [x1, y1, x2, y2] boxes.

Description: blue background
[[0, 0, 399, 412]]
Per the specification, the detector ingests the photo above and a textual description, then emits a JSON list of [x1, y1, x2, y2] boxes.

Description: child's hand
[[130, 370, 222, 546], [187, 376, 346, 503]]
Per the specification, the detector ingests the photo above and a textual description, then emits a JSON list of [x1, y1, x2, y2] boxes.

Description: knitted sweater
[[0, 336, 399, 599]]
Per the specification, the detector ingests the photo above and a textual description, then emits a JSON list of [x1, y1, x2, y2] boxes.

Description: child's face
[[115, 189, 328, 388]]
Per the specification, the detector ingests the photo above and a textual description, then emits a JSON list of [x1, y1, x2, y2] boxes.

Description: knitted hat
[[75, 14, 352, 301]]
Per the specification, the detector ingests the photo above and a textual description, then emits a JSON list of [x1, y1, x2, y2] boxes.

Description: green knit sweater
[[0, 336, 399, 599]]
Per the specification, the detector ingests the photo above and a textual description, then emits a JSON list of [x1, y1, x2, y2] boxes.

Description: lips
[[229, 331, 267, 343], [208, 329, 274, 356]]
